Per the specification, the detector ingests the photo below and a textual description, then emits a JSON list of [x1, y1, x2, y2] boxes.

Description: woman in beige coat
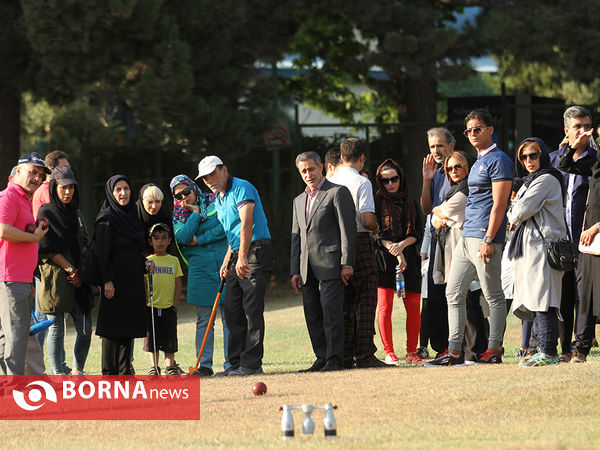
[[507, 137, 567, 367]]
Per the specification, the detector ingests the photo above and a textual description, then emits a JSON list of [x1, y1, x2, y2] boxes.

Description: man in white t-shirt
[[329, 138, 388, 369]]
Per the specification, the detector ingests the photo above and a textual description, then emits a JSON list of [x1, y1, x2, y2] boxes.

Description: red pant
[[377, 287, 421, 354]]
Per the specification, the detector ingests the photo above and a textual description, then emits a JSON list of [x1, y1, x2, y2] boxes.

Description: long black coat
[[558, 148, 600, 318], [94, 220, 147, 338], [580, 164, 600, 318], [375, 196, 422, 292]]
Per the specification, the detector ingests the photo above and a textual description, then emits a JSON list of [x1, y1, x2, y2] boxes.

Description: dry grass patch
[[2, 289, 599, 449]]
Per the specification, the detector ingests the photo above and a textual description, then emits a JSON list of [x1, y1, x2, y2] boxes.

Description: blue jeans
[[34, 277, 48, 351], [46, 302, 92, 374], [196, 304, 230, 370], [534, 308, 559, 356]]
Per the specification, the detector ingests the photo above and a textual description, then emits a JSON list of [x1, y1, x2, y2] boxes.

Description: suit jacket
[[290, 178, 357, 282]]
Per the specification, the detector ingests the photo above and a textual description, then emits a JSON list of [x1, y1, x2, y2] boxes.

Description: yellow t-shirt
[[145, 254, 183, 309]]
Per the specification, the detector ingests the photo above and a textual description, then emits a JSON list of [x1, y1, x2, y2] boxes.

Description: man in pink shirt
[[0, 152, 50, 375]]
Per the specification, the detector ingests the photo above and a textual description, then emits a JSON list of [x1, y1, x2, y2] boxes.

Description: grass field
[[3, 288, 600, 449]]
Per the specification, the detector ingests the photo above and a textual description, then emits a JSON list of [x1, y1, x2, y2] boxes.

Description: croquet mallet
[[189, 252, 235, 375]]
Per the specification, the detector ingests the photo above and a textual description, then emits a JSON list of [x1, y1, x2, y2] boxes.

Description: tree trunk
[[401, 73, 438, 199], [0, 87, 21, 183]]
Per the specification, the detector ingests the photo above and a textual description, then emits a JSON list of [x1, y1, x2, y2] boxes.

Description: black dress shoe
[[319, 362, 343, 372], [228, 366, 264, 377], [356, 357, 389, 369], [298, 361, 325, 373], [214, 368, 233, 377]]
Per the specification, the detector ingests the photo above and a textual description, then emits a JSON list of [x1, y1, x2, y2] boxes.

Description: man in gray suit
[[291, 151, 357, 372]]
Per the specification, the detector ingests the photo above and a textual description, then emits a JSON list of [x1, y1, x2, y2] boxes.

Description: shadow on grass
[[176, 288, 301, 326]]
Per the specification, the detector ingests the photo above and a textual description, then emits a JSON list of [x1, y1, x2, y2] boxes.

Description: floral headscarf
[[170, 174, 217, 226]]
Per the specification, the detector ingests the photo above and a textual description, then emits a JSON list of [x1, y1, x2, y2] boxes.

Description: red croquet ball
[[252, 381, 267, 396], [36, 217, 49, 230], [25, 223, 36, 233]]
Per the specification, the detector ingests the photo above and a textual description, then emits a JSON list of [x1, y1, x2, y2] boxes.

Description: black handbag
[[532, 217, 578, 272]]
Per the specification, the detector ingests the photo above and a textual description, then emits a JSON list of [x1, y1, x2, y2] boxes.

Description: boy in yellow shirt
[[145, 223, 183, 375]]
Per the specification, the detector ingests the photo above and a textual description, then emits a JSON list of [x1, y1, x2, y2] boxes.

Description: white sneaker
[[384, 354, 399, 365]]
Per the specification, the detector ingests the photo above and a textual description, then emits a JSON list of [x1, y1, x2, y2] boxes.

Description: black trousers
[[224, 241, 272, 371], [559, 269, 578, 355], [419, 297, 431, 349], [573, 293, 596, 355], [463, 289, 489, 361], [302, 265, 344, 367], [101, 337, 133, 375], [424, 242, 448, 354]]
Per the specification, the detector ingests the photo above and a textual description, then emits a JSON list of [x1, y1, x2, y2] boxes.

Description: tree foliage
[[480, 0, 600, 104], [284, 0, 481, 124]]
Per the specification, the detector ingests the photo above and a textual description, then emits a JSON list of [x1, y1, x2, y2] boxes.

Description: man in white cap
[[0, 152, 50, 375], [196, 155, 273, 376]]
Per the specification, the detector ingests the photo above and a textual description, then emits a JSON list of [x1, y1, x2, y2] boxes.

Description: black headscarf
[[136, 183, 172, 235], [38, 178, 81, 261], [508, 137, 566, 259], [96, 174, 145, 243]]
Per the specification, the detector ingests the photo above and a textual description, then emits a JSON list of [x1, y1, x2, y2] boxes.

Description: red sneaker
[[405, 352, 423, 365], [423, 350, 465, 367], [477, 349, 502, 364]]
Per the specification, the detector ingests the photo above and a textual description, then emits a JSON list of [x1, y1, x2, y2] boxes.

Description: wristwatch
[[482, 236, 493, 245], [65, 266, 75, 274]]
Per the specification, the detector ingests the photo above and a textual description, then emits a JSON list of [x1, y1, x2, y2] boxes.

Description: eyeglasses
[[174, 187, 192, 200], [447, 164, 464, 171], [381, 175, 400, 184], [463, 126, 489, 137], [519, 152, 540, 162]]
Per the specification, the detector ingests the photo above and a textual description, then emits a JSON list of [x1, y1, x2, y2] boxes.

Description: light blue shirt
[[214, 176, 271, 251]]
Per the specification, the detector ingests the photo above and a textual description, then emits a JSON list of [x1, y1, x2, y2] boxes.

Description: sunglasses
[[381, 175, 400, 184], [519, 152, 540, 162], [463, 126, 489, 137], [174, 187, 192, 200], [447, 164, 464, 171]]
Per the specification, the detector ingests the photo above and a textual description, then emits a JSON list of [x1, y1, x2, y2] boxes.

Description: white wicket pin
[[301, 404, 315, 435], [279, 403, 337, 439], [280, 405, 294, 439], [323, 403, 337, 438]]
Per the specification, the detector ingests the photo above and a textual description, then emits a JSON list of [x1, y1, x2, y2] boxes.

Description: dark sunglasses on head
[[447, 164, 464, 171], [519, 152, 540, 162], [174, 186, 192, 200], [381, 175, 400, 184]]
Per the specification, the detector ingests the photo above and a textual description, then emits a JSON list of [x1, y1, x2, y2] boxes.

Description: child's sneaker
[[168, 362, 188, 375], [165, 365, 181, 375], [148, 366, 161, 375]]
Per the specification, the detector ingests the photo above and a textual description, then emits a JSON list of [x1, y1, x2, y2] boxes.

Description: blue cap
[[18, 152, 51, 174]]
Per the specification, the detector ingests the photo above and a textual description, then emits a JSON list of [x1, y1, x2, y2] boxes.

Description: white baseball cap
[[195, 155, 224, 179]]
